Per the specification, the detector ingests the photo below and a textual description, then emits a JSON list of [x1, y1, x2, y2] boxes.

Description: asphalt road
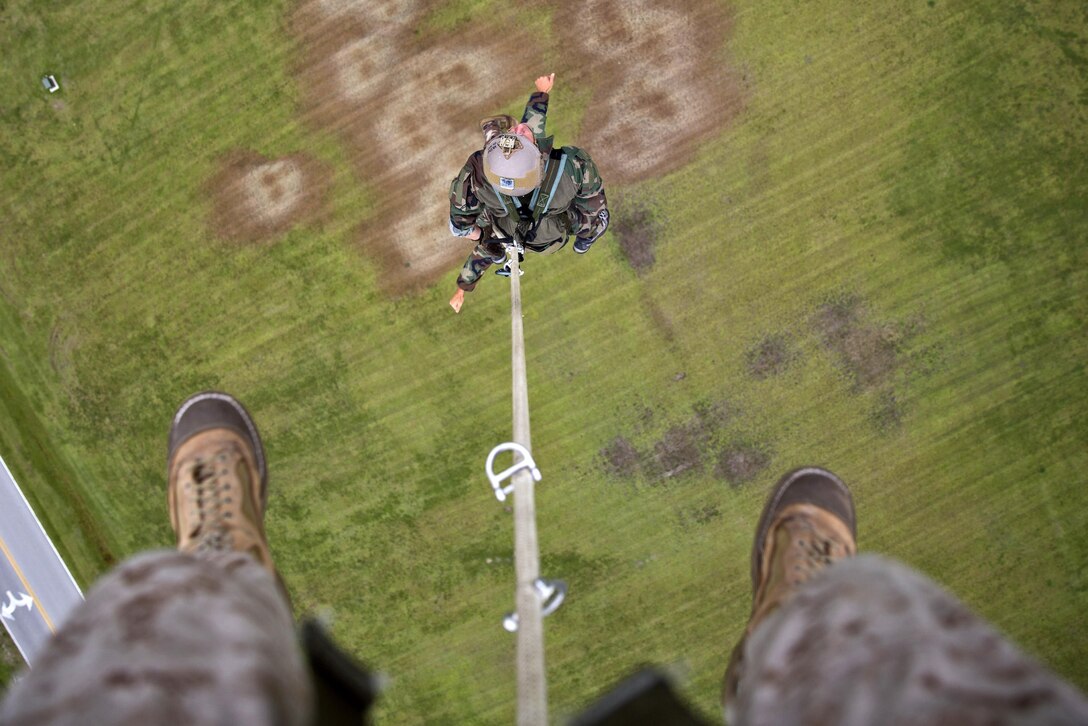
[[0, 453, 84, 666]]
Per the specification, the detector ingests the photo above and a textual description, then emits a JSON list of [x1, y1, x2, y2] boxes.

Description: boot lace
[[183, 447, 239, 553], [784, 516, 850, 585]]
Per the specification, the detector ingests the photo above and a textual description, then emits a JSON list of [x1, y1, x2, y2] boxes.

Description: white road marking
[[0, 453, 83, 596], [1, 591, 34, 621]]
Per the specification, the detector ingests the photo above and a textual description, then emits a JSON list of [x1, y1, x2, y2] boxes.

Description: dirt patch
[[206, 152, 331, 243], [562, 0, 745, 185], [869, 390, 904, 432], [677, 504, 722, 529], [601, 436, 641, 478], [812, 296, 901, 389], [690, 399, 735, 443], [599, 399, 735, 482], [641, 293, 676, 344], [290, 0, 546, 292], [809, 296, 922, 433], [746, 334, 796, 379], [48, 318, 80, 389], [636, 405, 655, 431], [650, 424, 703, 479], [277, 0, 745, 291], [615, 207, 657, 274], [714, 444, 770, 487]]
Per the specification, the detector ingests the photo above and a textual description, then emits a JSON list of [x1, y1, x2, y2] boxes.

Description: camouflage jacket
[[449, 92, 610, 250]]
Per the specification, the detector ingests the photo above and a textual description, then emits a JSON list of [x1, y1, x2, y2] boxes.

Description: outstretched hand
[[535, 73, 555, 93], [449, 288, 465, 313]]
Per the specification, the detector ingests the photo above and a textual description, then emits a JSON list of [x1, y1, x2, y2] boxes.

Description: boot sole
[[749, 467, 855, 596], [168, 391, 268, 510]]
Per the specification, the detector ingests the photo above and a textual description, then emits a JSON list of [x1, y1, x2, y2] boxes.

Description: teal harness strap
[[532, 150, 567, 223], [490, 184, 514, 216], [528, 157, 549, 210], [489, 150, 567, 244]]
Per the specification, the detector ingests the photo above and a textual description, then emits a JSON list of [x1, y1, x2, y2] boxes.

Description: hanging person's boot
[[495, 246, 526, 277], [494, 264, 525, 278]]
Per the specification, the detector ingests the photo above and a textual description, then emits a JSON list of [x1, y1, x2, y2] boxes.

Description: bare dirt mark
[[601, 436, 641, 478], [207, 152, 331, 243], [651, 424, 703, 479], [48, 319, 80, 391], [561, 0, 745, 185], [615, 207, 657, 274], [870, 390, 904, 432], [677, 504, 722, 529], [714, 444, 770, 487], [641, 294, 676, 345], [746, 334, 796, 380], [809, 296, 928, 433], [690, 399, 735, 443], [280, 0, 743, 291], [636, 405, 655, 431], [812, 296, 901, 390], [600, 399, 737, 483], [291, 0, 545, 292]]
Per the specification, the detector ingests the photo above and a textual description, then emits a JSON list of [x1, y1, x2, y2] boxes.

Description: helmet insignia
[[496, 134, 523, 160]]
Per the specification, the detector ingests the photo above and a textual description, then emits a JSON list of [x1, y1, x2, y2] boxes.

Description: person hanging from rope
[[448, 73, 610, 313]]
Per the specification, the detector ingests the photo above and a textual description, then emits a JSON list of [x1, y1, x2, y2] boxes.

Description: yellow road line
[[0, 533, 54, 632]]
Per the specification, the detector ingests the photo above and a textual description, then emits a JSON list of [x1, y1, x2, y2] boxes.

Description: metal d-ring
[[485, 442, 542, 502], [501, 578, 568, 632], [536, 578, 567, 617]]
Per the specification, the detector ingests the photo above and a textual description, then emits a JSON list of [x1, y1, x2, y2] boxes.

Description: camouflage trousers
[[3, 552, 1086, 725], [0, 550, 312, 726], [728, 555, 1088, 725]]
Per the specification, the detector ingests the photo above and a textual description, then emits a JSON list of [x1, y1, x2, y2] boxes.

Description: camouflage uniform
[[730, 555, 1088, 725], [449, 92, 610, 291], [0, 550, 312, 725]]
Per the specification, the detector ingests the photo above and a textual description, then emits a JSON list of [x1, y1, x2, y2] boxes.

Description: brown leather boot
[[479, 114, 516, 143], [722, 467, 857, 715], [167, 392, 276, 574]]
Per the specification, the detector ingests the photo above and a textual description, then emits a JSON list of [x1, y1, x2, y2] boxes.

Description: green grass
[[0, 628, 17, 686], [1, 0, 1086, 722]]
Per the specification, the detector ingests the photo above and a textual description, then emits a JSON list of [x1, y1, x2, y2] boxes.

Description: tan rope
[[508, 250, 548, 725]]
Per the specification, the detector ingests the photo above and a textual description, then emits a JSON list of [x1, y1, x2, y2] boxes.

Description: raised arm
[[520, 73, 555, 146]]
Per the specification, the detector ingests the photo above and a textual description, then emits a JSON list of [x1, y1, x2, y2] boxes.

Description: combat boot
[[167, 392, 277, 574], [479, 114, 516, 143], [573, 237, 594, 254], [494, 264, 524, 278], [721, 467, 857, 715]]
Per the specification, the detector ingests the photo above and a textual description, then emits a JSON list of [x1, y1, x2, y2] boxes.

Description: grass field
[[1, 0, 1086, 721]]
